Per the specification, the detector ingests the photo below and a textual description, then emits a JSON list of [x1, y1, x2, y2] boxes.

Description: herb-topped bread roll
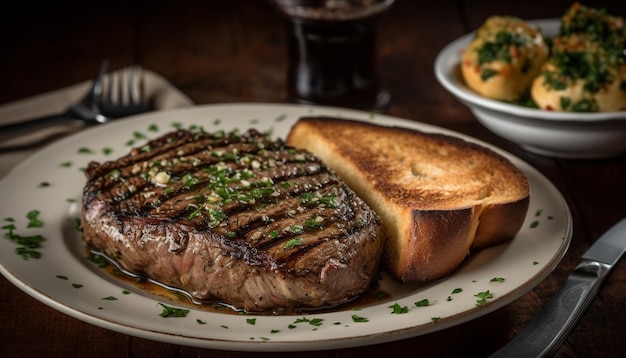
[[531, 3, 626, 112], [461, 16, 549, 101]]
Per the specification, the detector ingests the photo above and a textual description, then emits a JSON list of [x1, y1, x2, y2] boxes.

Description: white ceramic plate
[[0, 103, 572, 352]]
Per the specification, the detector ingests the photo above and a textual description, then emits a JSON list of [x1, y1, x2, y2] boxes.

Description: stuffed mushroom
[[462, 16, 549, 102], [531, 3, 626, 112]]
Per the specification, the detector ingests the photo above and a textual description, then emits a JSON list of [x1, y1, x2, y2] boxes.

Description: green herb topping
[[2, 212, 45, 260], [158, 303, 190, 318]]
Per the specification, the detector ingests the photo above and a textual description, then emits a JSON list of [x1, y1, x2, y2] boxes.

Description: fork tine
[[130, 66, 143, 105], [99, 64, 152, 118], [105, 69, 114, 106], [128, 66, 136, 105], [117, 68, 125, 105], [129, 65, 147, 106], [137, 66, 147, 106]]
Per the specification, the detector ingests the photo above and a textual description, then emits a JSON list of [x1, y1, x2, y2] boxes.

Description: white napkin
[[0, 68, 194, 177]]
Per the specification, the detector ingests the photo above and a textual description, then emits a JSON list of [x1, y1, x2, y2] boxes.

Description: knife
[[490, 217, 626, 358]]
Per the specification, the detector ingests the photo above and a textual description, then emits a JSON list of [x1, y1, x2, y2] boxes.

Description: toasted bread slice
[[286, 117, 530, 282]]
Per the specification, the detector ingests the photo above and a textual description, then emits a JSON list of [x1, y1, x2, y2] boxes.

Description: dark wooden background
[[1, 0, 625, 356]]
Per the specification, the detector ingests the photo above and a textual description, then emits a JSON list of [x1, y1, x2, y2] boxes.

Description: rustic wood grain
[[1, 0, 625, 356]]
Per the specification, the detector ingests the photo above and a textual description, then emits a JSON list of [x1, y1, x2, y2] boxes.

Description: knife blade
[[490, 217, 626, 358]]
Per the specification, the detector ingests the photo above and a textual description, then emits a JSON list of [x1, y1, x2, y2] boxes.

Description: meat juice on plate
[[88, 249, 389, 315]]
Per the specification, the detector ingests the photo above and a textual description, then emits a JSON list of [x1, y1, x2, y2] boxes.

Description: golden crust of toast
[[286, 117, 530, 282]]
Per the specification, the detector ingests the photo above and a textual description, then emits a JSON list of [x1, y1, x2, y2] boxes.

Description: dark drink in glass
[[271, 0, 394, 111]]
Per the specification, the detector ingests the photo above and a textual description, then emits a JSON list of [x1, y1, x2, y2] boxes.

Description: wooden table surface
[[1, 0, 625, 356]]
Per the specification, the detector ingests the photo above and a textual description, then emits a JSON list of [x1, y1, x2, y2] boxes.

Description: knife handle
[[490, 259, 611, 358]]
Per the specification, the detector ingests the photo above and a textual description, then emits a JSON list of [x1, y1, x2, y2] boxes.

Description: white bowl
[[434, 18, 626, 158]]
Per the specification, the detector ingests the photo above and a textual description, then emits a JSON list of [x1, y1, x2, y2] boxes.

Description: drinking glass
[[271, 0, 395, 111]]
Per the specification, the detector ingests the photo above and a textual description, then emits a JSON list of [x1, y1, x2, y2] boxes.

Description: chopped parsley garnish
[[389, 303, 409, 314], [292, 317, 324, 327], [289, 225, 304, 234], [305, 216, 324, 229], [2, 212, 45, 260], [26, 210, 44, 228], [571, 99, 600, 113], [475, 290, 494, 306], [15, 248, 41, 260], [308, 318, 323, 327], [181, 173, 199, 188], [87, 253, 110, 268], [283, 238, 303, 249], [320, 195, 338, 208], [187, 206, 202, 220], [351, 314, 369, 323], [476, 31, 528, 65], [481, 68, 499, 81], [299, 192, 314, 204], [158, 303, 190, 317], [447, 288, 463, 301], [207, 208, 226, 227]]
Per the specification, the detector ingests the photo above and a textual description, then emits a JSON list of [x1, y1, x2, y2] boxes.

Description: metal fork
[[99, 65, 151, 118], [0, 61, 151, 140]]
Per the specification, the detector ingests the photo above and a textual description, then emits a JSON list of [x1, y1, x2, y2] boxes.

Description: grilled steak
[[81, 128, 383, 312]]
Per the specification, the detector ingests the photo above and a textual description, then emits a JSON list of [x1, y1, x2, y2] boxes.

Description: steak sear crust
[[81, 128, 383, 312]]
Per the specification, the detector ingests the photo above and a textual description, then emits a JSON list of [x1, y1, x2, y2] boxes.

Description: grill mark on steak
[[81, 128, 383, 312]]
